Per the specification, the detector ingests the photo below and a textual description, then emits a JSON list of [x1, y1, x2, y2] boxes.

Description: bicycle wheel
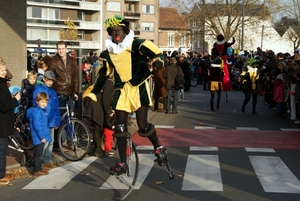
[[58, 119, 91, 161], [116, 140, 139, 201], [14, 111, 34, 150], [190, 71, 199, 87]]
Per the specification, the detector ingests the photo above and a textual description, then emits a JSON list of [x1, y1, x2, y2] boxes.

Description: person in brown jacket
[[48, 41, 78, 148], [163, 57, 184, 114], [48, 41, 79, 112], [152, 60, 167, 112]]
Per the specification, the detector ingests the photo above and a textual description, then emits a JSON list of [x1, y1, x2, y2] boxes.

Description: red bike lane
[[132, 128, 300, 149]]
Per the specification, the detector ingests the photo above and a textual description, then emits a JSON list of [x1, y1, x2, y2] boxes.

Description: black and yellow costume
[[86, 16, 167, 169], [90, 39, 163, 113], [239, 58, 260, 114]]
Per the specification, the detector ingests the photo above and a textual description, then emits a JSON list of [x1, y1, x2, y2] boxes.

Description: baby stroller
[[8, 97, 33, 167]]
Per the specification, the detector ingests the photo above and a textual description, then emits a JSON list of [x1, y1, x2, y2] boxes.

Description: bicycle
[[190, 66, 200, 87], [57, 103, 91, 161], [9, 97, 34, 167], [114, 134, 174, 201]]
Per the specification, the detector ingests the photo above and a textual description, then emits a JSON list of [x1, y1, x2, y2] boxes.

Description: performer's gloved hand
[[152, 60, 163, 69]]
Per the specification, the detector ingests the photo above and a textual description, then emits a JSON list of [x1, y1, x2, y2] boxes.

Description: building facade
[[27, 0, 160, 56], [0, 0, 27, 86], [27, 0, 103, 56], [158, 7, 190, 57]]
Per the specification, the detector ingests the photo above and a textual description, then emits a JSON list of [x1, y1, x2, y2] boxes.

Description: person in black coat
[[0, 61, 21, 183]]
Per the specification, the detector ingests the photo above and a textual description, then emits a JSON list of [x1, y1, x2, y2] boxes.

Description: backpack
[[174, 67, 185, 90]]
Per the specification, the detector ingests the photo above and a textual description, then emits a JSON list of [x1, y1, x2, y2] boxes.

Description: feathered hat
[[247, 57, 260, 66], [104, 15, 129, 29]]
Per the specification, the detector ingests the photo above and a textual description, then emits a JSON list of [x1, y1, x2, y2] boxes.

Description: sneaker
[[295, 120, 300, 124], [100, 152, 110, 158], [155, 146, 168, 166], [109, 162, 127, 175], [108, 151, 114, 156]]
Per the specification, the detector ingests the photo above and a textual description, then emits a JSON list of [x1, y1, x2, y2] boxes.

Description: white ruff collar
[[247, 66, 257, 73], [105, 30, 135, 54], [216, 40, 225, 45]]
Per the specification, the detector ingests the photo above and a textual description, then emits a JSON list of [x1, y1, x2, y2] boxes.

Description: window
[[128, 4, 133, 12], [142, 5, 154, 14], [77, 31, 84, 40], [107, 2, 121, 12], [48, 30, 60, 40], [180, 34, 185, 46], [192, 19, 196, 28], [168, 33, 175, 46], [49, 9, 59, 19], [77, 11, 84, 21], [27, 7, 58, 19], [141, 22, 154, 32], [27, 28, 47, 39]]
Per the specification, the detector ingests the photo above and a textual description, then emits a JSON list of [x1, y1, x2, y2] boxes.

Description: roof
[[159, 7, 190, 30]]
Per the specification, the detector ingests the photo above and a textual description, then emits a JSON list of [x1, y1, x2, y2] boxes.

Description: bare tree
[[164, 0, 285, 52], [272, 0, 300, 50]]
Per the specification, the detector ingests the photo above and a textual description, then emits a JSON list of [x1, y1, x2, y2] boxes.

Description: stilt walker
[[211, 35, 235, 102]]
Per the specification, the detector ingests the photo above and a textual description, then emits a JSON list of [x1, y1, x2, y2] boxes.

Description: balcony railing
[[124, 12, 140, 18], [27, 40, 79, 47], [27, 18, 80, 26], [27, 0, 79, 6], [134, 30, 140, 35]]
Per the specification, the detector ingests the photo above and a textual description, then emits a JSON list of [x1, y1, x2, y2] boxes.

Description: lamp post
[[241, 0, 245, 51]]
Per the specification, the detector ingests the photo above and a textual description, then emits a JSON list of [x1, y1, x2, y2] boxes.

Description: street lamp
[[241, 0, 245, 51]]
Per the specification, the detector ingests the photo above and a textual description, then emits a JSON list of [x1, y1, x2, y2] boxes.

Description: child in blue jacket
[[33, 71, 61, 168], [27, 92, 51, 176]]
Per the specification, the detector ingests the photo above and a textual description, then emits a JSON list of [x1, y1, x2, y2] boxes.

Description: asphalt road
[[1, 85, 300, 201]]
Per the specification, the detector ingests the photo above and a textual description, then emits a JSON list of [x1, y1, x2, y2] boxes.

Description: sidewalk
[[6, 109, 155, 171]]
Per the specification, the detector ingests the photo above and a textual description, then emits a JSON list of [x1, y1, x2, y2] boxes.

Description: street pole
[[78, 48, 82, 120], [241, 0, 245, 51]]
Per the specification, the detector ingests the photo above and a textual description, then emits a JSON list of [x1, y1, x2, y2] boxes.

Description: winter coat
[[32, 81, 61, 128], [152, 66, 167, 98], [83, 79, 114, 127], [26, 105, 51, 145], [178, 59, 191, 90], [163, 64, 184, 90], [20, 78, 35, 107], [48, 54, 78, 95], [0, 77, 19, 138], [273, 80, 285, 103]]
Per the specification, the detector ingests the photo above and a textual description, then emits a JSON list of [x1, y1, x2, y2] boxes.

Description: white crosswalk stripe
[[21, 146, 300, 194], [182, 154, 223, 191], [22, 157, 98, 189], [249, 156, 300, 193]]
